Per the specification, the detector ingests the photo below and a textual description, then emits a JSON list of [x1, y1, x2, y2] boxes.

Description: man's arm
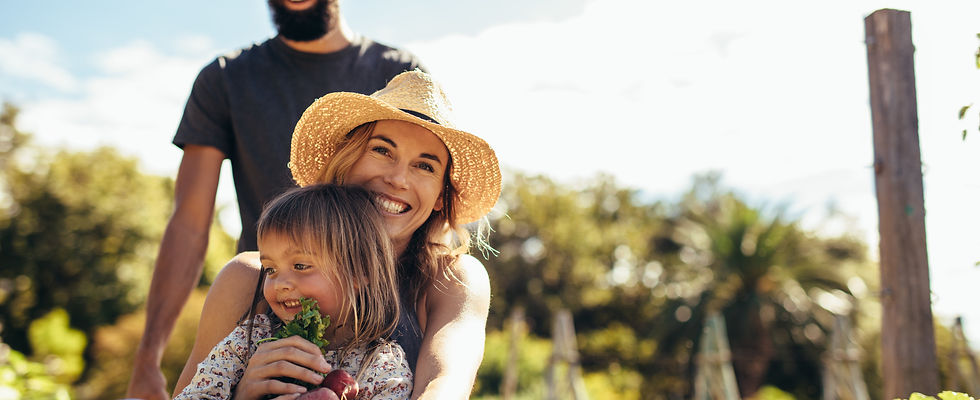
[[126, 144, 225, 400], [410, 254, 491, 400]]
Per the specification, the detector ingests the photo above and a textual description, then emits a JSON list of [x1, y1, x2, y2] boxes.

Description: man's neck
[[279, 18, 354, 54]]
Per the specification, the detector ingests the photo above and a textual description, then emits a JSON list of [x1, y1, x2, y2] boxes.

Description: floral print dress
[[175, 313, 413, 399]]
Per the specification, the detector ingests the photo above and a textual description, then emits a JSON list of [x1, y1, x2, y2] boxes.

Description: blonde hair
[[318, 121, 493, 305], [252, 184, 400, 352]]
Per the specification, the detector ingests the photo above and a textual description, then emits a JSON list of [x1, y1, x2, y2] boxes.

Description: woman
[[174, 70, 501, 400]]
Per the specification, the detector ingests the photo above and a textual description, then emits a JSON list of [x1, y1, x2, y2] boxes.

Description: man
[[126, 1, 423, 398]]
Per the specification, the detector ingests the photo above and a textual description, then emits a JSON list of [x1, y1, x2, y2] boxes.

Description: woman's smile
[[346, 120, 449, 252]]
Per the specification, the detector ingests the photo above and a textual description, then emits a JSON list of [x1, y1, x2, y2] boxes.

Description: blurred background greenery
[[0, 101, 974, 399]]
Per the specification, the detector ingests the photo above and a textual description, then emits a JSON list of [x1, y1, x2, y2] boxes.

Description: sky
[[2, 1, 979, 345]]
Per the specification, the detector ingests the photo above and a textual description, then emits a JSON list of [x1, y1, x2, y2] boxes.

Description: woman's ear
[[433, 193, 444, 212]]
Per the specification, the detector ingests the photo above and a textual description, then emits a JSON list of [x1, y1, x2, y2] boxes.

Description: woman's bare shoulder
[[430, 254, 489, 300], [450, 254, 489, 283], [214, 251, 261, 279]]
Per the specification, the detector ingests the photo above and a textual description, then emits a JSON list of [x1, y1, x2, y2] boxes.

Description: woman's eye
[[294, 263, 313, 271], [371, 146, 391, 156], [415, 161, 436, 173]]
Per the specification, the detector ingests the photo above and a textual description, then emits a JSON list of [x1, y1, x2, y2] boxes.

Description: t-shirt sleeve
[[172, 59, 233, 158], [358, 343, 413, 400]]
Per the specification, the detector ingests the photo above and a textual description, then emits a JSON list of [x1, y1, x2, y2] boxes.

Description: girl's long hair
[[244, 184, 400, 355], [318, 121, 493, 307]]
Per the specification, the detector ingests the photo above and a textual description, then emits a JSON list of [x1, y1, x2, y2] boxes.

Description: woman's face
[[345, 119, 450, 253]]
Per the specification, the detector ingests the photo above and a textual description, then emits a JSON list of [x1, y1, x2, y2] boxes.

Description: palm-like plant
[[654, 175, 871, 398]]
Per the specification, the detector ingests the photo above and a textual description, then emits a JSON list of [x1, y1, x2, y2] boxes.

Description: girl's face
[[345, 119, 450, 254], [259, 232, 346, 328]]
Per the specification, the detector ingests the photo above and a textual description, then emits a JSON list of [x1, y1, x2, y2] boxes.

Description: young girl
[[175, 184, 412, 399]]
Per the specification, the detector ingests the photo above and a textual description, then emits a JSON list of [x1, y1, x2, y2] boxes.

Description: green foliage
[[256, 297, 331, 391], [0, 340, 73, 399], [0, 102, 236, 392], [750, 385, 797, 400], [0, 103, 173, 356], [265, 297, 331, 350], [78, 289, 209, 400], [901, 392, 975, 400], [28, 308, 86, 383], [581, 367, 643, 400], [480, 171, 876, 399], [959, 33, 980, 140], [649, 173, 874, 398], [472, 327, 551, 398]]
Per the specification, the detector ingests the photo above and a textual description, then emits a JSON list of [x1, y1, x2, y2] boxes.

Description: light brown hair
[[251, 184, 400, 352]]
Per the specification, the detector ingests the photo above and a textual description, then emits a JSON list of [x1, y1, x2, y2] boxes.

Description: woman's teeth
[[376, 196, 409, 214], [283, 299, 301, 307]]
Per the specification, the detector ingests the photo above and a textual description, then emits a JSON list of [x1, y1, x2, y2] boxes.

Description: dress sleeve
[[356, 342, 414, 400], [174, 315, 271, 400]]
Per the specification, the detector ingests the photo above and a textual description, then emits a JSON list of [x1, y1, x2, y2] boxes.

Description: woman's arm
[[410, 254, 491, 400]]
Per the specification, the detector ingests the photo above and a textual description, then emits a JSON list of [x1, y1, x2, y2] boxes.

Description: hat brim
[[290, 92, 501, 224]]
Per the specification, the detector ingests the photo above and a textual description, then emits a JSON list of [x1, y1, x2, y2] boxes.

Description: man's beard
[[268, 0, 333, 42]]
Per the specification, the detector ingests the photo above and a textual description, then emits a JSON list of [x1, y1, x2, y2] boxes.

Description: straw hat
[[289, 70, 501, 224]]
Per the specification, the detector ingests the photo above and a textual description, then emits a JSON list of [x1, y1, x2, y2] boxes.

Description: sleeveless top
[[390, 299, 423, 373]]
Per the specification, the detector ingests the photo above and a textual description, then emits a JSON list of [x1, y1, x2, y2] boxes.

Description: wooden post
[[822, 315, 870, 400], [864, 8, 939, 398], [545, 309, 589, 400], [693, 313, 740, 400], [950, 317, 980, 395], [501, 307, 524, 400]]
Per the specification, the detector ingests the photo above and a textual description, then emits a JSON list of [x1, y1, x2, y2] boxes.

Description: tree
[[479, 171, 877, 400], [650, 174, 875, 398], [483, 171, 669, 396], [0, 102, 235, 380]]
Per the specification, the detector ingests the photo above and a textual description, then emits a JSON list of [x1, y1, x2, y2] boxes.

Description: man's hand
[[125, 361, 169, 400]]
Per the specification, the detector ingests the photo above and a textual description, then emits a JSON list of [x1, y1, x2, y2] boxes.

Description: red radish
[[321, 369, 359, 399], [296, 387, 340, 400]]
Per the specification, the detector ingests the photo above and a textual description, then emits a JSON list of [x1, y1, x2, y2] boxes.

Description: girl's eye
[[262, 266, 277, 275], [294, 263, 313, 271]]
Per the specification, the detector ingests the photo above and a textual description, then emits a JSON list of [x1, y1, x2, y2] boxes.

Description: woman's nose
[[382, 164, 409, 189]]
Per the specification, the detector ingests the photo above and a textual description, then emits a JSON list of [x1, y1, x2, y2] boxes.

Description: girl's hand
[[233, 335, 332, 400]]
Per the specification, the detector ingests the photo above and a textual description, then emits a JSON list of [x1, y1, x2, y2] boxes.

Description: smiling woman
[[175, 69, 502, 399]]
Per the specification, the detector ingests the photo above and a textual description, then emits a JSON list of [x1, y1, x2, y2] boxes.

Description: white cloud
[[0, 33, 79, 92], [19, 40, 211, 174], [15, 38, 244, 235]]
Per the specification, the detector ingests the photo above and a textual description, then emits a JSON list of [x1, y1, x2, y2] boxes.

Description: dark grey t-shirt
[[173, 34, 424, 253]]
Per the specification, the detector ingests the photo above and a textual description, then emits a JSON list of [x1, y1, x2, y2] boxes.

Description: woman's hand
[[233, 335, 332, 400]]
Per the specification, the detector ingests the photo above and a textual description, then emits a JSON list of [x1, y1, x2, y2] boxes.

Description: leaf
[[937, 392, 975, 400], [271, 297, 331, 350], [964, 130, 969, 141], [959, 105, 972, 119]]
